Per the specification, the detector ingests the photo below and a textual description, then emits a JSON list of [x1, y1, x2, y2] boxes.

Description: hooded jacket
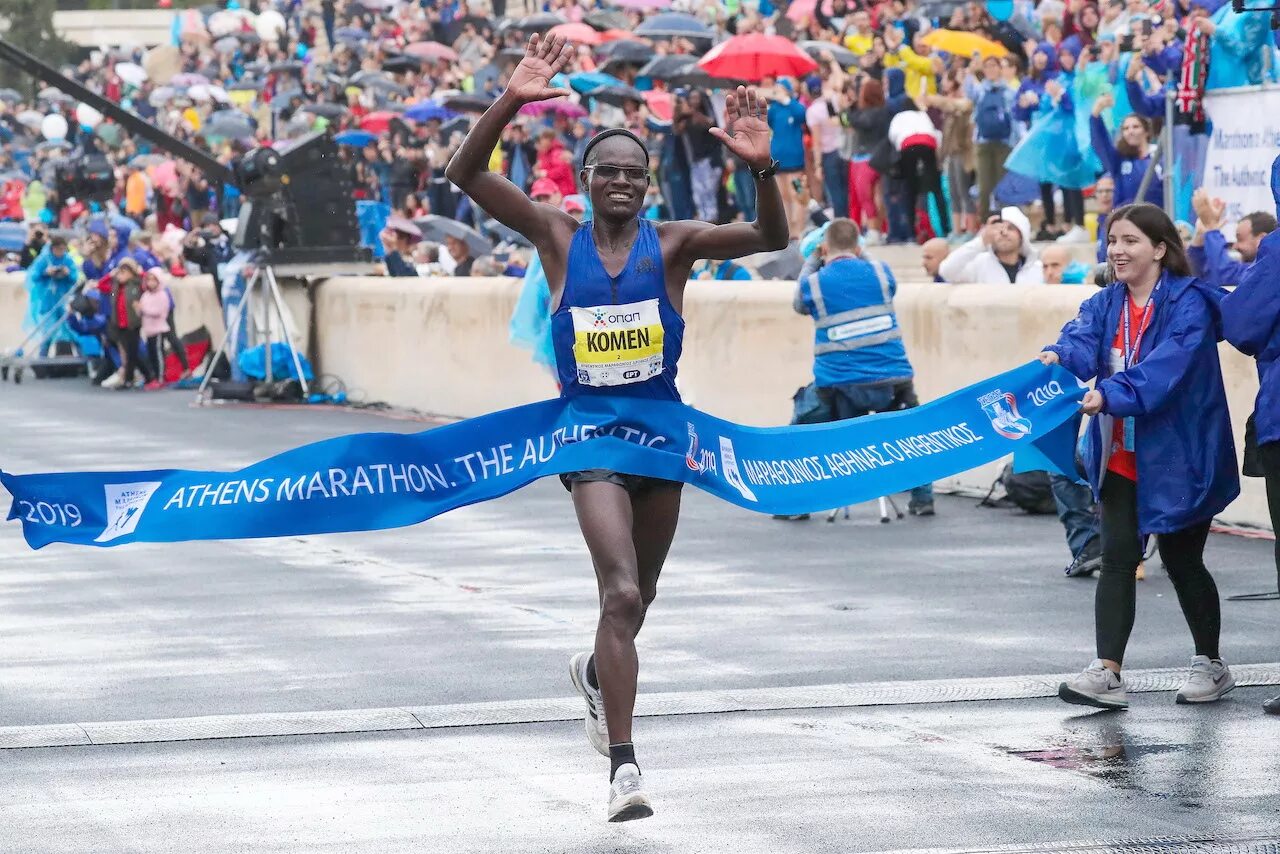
[[1221, 230, 1280, 444], [1045, 272, 1239, 534], [938, 207, 1045, 284], [1013, 42, 1061, 123]]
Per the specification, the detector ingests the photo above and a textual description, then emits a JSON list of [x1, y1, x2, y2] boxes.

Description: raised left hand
[[709, 86, 772, 172]]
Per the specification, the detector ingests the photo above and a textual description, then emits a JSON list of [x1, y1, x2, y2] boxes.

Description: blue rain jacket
[[1222, 230, 1280, 445], [1044, 272, 1239, 534]]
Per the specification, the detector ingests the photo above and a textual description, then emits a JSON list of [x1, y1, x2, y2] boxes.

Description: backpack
[[996, 464, 1057, 515], [975, 86, 1012, 142]]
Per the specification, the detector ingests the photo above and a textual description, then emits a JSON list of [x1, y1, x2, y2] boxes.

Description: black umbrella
[[597, 41, 654, 65], [799, 41, 858, 67], [667, 67, 742, 90], [270, 88, 305, 111], [268, 60, 305, 74], [442, 93, 495, 113], [633, 13, 715, 40], [586, 84, 646, 108], [514, 12, 565, 32], [300, 102, 348, 119], [637, 54, 696, 80], [445, 14, 496, 40], [484, 220, 533, 248], [382, 55, 421, 74], [0, 88, 22, 103]]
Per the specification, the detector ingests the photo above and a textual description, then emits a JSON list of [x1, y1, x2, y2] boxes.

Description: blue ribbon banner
[[2, 362, 1083, 550]]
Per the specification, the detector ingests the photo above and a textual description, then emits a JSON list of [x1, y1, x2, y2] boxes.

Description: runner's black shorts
[[559, 469, 683, 495]]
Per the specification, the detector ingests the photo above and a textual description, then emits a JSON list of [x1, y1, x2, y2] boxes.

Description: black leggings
[[1040, 183, 1085, 228], [1095, 473, 1221, 664], [900, 144, 949, 236], [117, 328, 154, 385], [1258, 440, 1280, 590]]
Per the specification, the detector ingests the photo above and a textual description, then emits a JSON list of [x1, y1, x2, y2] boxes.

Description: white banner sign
[[1202, 85, 1280, 232]]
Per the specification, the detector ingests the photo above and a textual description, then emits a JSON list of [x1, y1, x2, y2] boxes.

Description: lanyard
[[1121, 287, 1157, 370]]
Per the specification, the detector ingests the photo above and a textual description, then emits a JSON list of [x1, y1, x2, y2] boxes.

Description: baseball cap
[[561, 194, 586, 214], [530, 178, 558, 199]]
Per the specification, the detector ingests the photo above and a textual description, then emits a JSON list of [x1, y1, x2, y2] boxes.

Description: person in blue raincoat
[[1089, 90, 1162, 209], [1219, 154, 1280, 716], [23, 235, 80, 355], [1204, 2, 1280, 90], [1039, 202, 1239, 712]]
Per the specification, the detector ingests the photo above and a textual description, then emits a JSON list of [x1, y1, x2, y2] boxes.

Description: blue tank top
[[552, 219, 684, 401]]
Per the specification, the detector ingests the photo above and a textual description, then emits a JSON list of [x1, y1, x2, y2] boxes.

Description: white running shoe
[[1056, 225, 1091, 244], [1058, 659, 1128, 709], [569, 652, 609, 757], [607, 763, 653, 822], [100, 371, 124, 390], [1175, 655, 1236, 704], [863, 228, 884, 246]]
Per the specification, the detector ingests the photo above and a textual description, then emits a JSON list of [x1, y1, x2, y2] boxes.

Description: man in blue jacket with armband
[[1189, 187, 1276, 287], [790, 217, 935, 517], [1220, 152, 1280, 715]]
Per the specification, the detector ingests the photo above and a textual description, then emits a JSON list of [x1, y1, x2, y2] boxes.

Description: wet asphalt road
[[1, 379, 1278, 852]]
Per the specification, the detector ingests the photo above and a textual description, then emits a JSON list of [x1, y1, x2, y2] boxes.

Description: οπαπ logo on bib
[[978, 390, 1033, 440], [570, 298, 664, 387], [94, 481, 162, 543]]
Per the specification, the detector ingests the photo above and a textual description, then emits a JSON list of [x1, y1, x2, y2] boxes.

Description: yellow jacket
[[843, 32, 874, 55], [884, 46, 937, 98]]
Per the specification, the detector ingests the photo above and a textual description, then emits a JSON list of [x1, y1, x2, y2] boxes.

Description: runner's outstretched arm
[[668, 86, 791, 265], [444, 34, 577, 248]]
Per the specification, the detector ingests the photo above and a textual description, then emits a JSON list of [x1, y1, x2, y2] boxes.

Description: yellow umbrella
[[919, 29, 1010, 58]]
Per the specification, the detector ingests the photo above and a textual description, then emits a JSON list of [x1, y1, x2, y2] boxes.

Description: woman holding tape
[[1038, 203, 1239, 711], [445, 33, 789, 821]]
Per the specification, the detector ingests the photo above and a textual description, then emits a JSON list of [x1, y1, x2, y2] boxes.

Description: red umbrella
[[601, 28, 638, 42], [696, 33, 819, 82], [547, 22, 603, 45], [404, 41, 458, 61], [359, 111, 398, 133], [642, 89, 672, 122]]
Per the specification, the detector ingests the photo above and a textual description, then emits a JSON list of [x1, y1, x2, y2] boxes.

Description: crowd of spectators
[[5, 0, 1280, 295]]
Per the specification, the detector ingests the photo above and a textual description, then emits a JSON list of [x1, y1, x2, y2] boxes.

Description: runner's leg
[[631, 484, 682, 635]]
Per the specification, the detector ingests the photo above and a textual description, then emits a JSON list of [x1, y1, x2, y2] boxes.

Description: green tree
[[0, 0, 74, 91]]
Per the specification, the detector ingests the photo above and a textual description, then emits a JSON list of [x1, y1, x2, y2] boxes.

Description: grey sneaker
[[607, 763, 653, 822], [1175, 656, 1236, 704], [1059, 659, 1128, 709], [569, 652, 609, 757]]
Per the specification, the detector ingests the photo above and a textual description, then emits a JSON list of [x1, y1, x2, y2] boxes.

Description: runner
[[444, 33, 789, 822]]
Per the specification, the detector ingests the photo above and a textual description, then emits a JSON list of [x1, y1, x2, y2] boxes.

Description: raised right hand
[[1092, 92, 1114, 117], [504, 33, 574, 105]]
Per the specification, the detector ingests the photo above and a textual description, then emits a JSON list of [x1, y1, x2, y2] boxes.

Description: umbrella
[[148, 86, 177, 107], [37, 88, 71, 103], [786, 0, 819, 22], [300, 102, 348, 119], [15, 110, 43, 129], [142, 45, 181, 85], [358, 111, 399, 133], [0, 88, 20, 103], [151, 160, 179, 193], [585, 10, 630, 30], [696, 34, 819, 81], [171, 72, 211, 87], [518, 98, 588, 119], [415, 215, 493, 256], [586, 84, 646, 108], [798, 40, 858, 68], [93, 125, 123, 148], [633, 12, 714, 40], [130, 153, 168, 167], [35, 140, 72, 153], [270, 88, 304, 111], [334, 26, 369, 44], [514, 13, 566, 32], [483, 220, 533, 248], [608, 0, 672, 9], [444, 14, 495, 40], [642, 89, 673, 121], [666, 67, 743, 89], [404, 41, 458, 62], [267, 60, 305, 74], [0, 221, 26, 252], [566, 70, 625, 94], [547, 23, 604, 45], [335, 129, 377, 147], [207, 9, 252, 38], [441, 93, 495, 113], [255, 8, 287, 41], [404, 101, 456, 122], [187, 83, 230, 103], [236, 31, 262, 44], [919, 29, 1010, 58], [360, 77, 409, 96], [384, 215, 423, 242], [598, 40, 654, 65], [202, 111, 255, 139], [228, 79, 265, 91], [638, 54, 696, 80], [114, 61, 147, 87], [753, 243, 802, 280], [382, 55, 422, 75]]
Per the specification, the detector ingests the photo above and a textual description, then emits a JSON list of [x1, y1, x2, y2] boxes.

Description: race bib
[[570, 299, 665, 387]]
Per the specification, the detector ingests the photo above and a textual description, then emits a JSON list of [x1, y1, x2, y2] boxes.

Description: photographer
[[789, 218, 935, 517], [182, 213, 235, 308], [19, 223, 47, 270], [24, 235, 80, 356]]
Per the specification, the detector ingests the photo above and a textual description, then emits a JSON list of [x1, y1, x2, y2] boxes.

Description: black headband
[[579, 128, 648, 171]]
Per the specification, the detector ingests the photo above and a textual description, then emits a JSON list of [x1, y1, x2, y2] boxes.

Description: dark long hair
[[1114, 113, 1152, 160], [1107, 203, 1191, 277]]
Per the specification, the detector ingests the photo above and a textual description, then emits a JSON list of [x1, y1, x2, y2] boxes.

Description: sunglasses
[[587, 164, 649, 182]]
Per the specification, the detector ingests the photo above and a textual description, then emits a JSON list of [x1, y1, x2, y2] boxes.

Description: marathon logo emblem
[[94, 481, 162, 543], [978, 390, 1033, 440], [570, 299, 664, 387]]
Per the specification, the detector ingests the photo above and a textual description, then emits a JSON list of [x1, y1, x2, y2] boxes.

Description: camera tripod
[[196, 257, 310, 403]]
